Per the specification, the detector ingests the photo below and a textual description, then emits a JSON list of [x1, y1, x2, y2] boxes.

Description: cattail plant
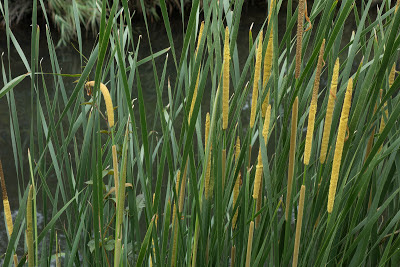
[[295, 0, 306, 79], [250, 31, 263, 129], [27, 184, 34, 267], [189, 21, 205, 123], [171, 170, 181, 267], [304, 39, 325, 165], [320, 58, 339, 164], [292, 185, 306, 267], [286, 97, 298, 221], [85, 81, 114, 128], [223, 26, 230, 130], [245, 221, 255, 267], [327, 78, 353, 213], [262, 0, 275, 116]]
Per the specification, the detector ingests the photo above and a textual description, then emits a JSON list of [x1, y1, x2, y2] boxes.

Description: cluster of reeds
[[1, 0, 400, 266]]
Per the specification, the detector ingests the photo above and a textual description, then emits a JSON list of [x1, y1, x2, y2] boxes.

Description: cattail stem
[[245, 221, 255, 267], [304, 39, 325, 165], [320, 58, 340, 163], [112, 145, 119, 199], [327, 78, 353, 213], [286, 97, 298, 221], [292, 185, 306, 267], [27, 185, 34, 267]]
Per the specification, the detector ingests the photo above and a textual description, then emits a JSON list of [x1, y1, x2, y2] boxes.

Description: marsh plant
[[1, 0, 400, 266]]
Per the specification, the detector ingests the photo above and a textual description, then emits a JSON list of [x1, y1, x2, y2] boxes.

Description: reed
[[292, 185, 306, 267], [320, 58, 340, 163], [304, 39, 325, 165], [327, 78, 353, 213], [250, 31, 263, 129], [286, 97, 298, 221], [85, 81, 115, 128]]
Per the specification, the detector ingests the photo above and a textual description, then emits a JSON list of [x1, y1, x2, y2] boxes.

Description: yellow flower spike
[[189, 22, 205, 123], [327, 78, 353, 213], [389, 63, 396, 87], [286, 97, 298, 221], [235, 136, 241, 164], [205, 113, 212, 200], [0, 160, 13, 238], [295, 0, 305, 79], [232, 136, 241, 230], [232, 172, 240, 230], [320, 58, 340, 164], [292, 185, 306, 267], [262, 0, 275, 116], [304, 39, 325, 165], [27, 184, 34, 267], [85, 81, 114, 128], [253, 149, 263, 200], [250, 31, 263, 129], [262, 104, 272, 145], [245, 221, 255, 267], [223, 26, 230, 130]]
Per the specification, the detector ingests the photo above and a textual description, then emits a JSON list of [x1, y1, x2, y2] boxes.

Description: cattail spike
[[253, 150, 263, 200], [85, 81, 115, 128], [205, 113, 212, 200], [320, 58, 340, 163], [304, 39, 325, 165], [295, 0, 306, 79], [223, 26, 230, 130], [250, 31, 263, 128], [262, 105, 272, 145], [327, 78, 353, 213]]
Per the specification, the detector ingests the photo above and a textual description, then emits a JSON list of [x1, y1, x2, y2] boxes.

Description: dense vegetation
[[1, 0, 400, 266]]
